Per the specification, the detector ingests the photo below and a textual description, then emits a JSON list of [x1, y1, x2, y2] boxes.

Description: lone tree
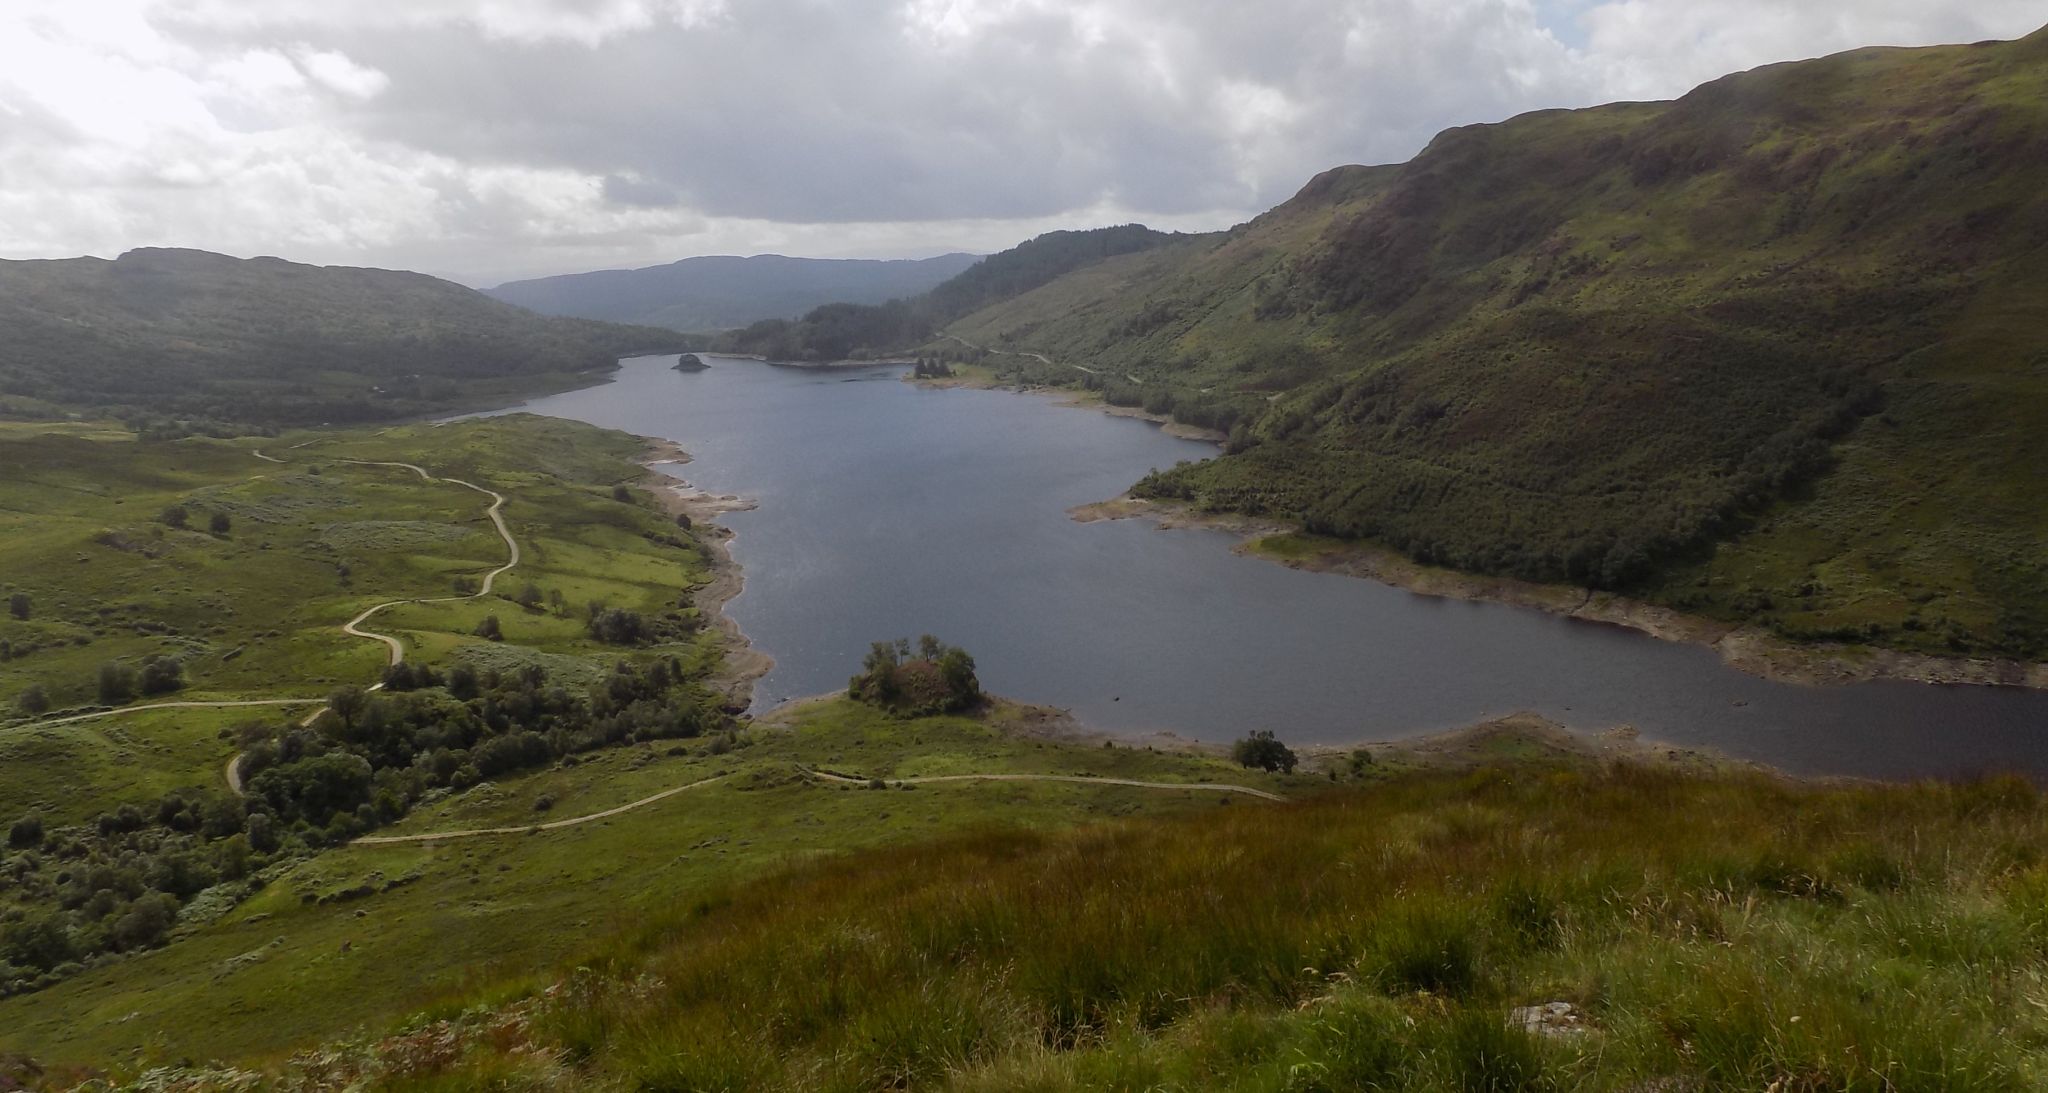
[[159, 505, 189, 529], [209, 511, 232, 535], [474, 614, 504, 641], [1232, 730, 1298, 773], [16, 685, 49, 716], [7, 592, 27, 620]]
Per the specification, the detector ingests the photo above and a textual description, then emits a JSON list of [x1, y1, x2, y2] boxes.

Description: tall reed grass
[[370, 764, 2048, 1090]]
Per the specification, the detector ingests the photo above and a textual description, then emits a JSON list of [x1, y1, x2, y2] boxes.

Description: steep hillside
[[949, 30, 2048, 661], [0, 249, 683, 429], [486, 252, 983, 331], [724, 225, 1190, 360]]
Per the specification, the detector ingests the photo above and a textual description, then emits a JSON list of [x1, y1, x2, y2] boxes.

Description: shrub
[[96, 662, 137, 705], [245, 812, 280, 854], [208, 511, 232, 535], [381, 662, 443, 692], [15, 685, 49, 716], [587, 607, 651, 645], [0, 910, 77, 973], [474, 614, 504, 642], [7, 592, 27, 620], [138, 655, 185, 696], [158, 505, 189, 529], [7, 813, 42, 850], [448, 665, 480, 700], [110, 893, 178, 952]]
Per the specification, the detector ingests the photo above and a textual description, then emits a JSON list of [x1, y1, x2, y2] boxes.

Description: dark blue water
[[498, 354, 2048, 780]]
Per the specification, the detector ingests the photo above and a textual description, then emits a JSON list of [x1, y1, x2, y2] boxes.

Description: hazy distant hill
[[486, 252, 983, 331], [947, 29, 2048, 660], [0, 248, 683, 428], [722, 225, 1188, 360]]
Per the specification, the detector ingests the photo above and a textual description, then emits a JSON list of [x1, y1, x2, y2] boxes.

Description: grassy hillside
[[0, 415, 751, 1004], [0, 416, 717, 717], [487, 253, 983, 331], [76, 736, 2048, 1091], [0, 249, 684, 429], [949, 30, 2048, 661], [0, 698, 1300, 1074]]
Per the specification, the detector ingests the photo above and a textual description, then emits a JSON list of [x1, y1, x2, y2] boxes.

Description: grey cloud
[[165, 0, 1595, 224], [601, 173, 682, 208], [7, 0, 2043, 283]]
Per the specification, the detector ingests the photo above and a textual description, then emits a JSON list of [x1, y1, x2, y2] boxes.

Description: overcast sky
[[0, 1, 2040, 286]]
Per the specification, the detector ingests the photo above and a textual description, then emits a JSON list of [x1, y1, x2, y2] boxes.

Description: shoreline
[[1071, 495, 2048, 692], [635, 437, 774, 709], [753, 690, 1785, 783], [907, 368, 1229, 444]]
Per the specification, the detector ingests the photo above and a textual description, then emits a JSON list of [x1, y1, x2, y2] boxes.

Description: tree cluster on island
[[847, 635, 982, 716], [1231, 729, 1298, 773]]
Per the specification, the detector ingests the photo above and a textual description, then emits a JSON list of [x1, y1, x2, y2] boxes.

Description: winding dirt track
[[20, 697, 322, 730], [6, 453, 519, 797], [350, 768, 1288, 846], [351, 776, 730, 844], [334, 460, 519, 668]]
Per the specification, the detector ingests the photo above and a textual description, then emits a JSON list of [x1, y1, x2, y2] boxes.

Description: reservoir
[[501, 354, 2048, 781]]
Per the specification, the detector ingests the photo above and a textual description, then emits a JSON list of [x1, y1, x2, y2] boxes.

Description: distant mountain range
[[719, 225, 1189, 360], [0, 248, 683, 428], [486, 252, 984, 332]]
